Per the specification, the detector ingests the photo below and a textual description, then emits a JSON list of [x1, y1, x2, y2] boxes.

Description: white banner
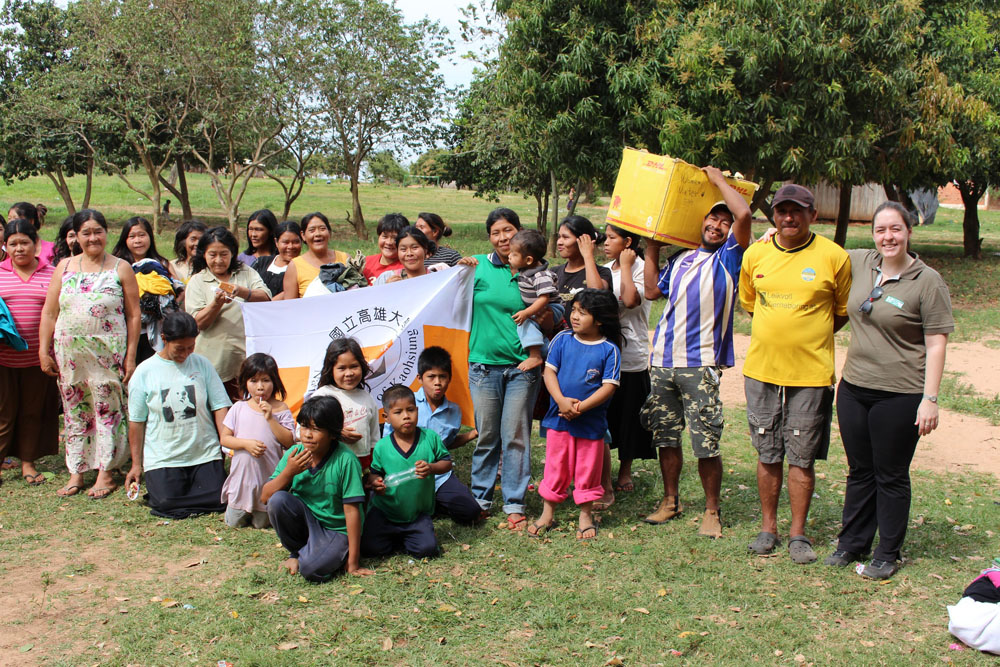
[[243, 266, 475, 423]]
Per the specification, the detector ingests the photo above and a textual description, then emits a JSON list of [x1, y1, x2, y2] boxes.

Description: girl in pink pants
[[528, 289, 622, 541]]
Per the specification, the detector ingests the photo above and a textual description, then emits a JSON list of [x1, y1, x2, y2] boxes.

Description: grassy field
[[1, 175, 999, 665]]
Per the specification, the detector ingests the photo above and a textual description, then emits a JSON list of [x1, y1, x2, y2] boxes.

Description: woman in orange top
[[281, 212, 349, 299]]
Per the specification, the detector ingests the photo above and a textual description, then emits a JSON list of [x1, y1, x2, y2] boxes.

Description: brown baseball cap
[[772, 183, 815, 208]]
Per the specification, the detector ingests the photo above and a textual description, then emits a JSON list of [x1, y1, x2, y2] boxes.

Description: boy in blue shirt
[[363, 384, 453, 558], [384, 347, 483, 524], [261, 396, 371, 581]]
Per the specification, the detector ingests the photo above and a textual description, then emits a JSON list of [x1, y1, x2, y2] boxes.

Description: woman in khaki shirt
[[185, 227, 270, 398], [824, 202, 953, 580]]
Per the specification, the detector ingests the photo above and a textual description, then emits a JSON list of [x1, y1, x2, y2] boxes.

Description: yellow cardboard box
[[604, 149, 758, 248]]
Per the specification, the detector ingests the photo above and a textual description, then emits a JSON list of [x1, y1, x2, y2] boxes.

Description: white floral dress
[[54, 257, 129, 473]]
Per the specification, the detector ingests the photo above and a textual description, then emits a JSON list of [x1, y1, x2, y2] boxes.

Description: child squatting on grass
[[529, 289, 622, 541], [260, 395, 373, 581], [362, 384, 453, 558], [383, 346, 483, 524]]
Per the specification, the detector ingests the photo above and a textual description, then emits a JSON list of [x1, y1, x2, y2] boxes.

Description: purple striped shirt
[[649, 234, 744, 369]]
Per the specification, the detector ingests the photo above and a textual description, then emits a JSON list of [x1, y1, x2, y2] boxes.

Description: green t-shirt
[[370, 427, 450, 524], [270, 443, 365, 533], [468, 252, 527, 365]]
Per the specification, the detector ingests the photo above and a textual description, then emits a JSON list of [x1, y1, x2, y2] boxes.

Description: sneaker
[[643, 496, 683, 524], [824, 549, 864, 567], [698, 509, 722, 538], [860, 559, 899, 580]]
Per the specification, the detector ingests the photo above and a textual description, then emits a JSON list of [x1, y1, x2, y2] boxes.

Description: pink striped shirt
[[0, 258, 55, 367]]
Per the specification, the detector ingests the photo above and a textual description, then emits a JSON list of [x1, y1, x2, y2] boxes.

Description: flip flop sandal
[[748, 531, 781, 555], [576, 523, 599, 541], [788, 536, 817, 564], [505, 515, 527, 531], [614, 481, 634, 493], [593, 497, 615, 512], [57, 484, 85, 497], [89, 486, 117, 500], [527, 519, 558, 538], [22, 473, 45, 486]]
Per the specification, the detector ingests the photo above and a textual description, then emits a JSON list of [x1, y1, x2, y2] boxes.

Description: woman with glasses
[[823, 201, 953, 580]]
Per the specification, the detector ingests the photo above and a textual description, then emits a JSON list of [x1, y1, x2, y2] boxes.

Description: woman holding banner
[[458, 208, 544, 530]]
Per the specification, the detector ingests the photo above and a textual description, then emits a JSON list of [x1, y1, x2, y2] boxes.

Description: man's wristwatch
[[922, 394, 938, 403]]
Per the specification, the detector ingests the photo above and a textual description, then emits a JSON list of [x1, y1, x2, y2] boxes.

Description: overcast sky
[[394, 0, 494, 91]]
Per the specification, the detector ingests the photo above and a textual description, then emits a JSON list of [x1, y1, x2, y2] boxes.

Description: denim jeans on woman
[[468, 363, 540, 515]]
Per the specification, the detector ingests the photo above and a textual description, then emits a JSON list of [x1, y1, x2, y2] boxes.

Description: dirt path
[[719, 335, 1000, 478]]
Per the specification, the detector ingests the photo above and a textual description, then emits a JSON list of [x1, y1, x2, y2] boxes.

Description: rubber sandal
[[23, 473, 45, 486], [748, 531, 780, 554], [505, 514, 526, 531], [788, 535, 817, 564], [527, 519, 558, 538], [57, 484, 85, 497], [614, 480, 634, 493], [89, 486, 117, 500], [576, 524, 599, 541]]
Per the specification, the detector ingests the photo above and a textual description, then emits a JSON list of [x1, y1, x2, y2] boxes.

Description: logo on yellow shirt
[[800, 267, 816, 282]]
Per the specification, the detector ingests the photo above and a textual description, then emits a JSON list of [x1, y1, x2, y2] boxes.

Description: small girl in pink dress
[[220, 353, 294, 528]]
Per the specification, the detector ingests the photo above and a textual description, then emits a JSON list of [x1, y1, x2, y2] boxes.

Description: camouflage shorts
[[639, 366, 723, 458]]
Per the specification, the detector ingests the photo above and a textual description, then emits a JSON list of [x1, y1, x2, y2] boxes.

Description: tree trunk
[[750, 178, 774, 223], [534, 191, 543, 228], [548, 170, 560, 256], [158, 156, 193, 221], [567, 177, 583, 217], [176, 156, 192, 220], [82, 156, 94, 210], [349, 165, 366, 239], [882, 182, 900, 202], [833, 183, 852, 248], [958, 181, 985, 259], [541, 187, 549, 239], [45, 168, 76, 216]]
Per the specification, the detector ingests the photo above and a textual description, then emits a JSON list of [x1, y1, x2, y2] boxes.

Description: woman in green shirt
[[458, 208, 545, 530]]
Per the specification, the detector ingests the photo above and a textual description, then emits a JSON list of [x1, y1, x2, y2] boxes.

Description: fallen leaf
[[161, 598, 178, 608], [633, 607, 650, 615], [230, 611, 239, 619], [437, 637, 446, 645], [860, 640, 875, 647], [490, 598, 499, 605], [150, 596, 163, 603], [944, 498, 952, 505], [605, 658, 624, 666], [657, 588, 667, 597], [794, 655, 806, 663], [678, 631, 695, 638], [462, 544, 471, 551], [349, 588, 363, 596], [19, 644, 33, 653], [298, 595, 310, 603], [277, 642, 298, 651], [929, 573, 944, 581], [437, 604, 456, 613], [114, 596, 130, 602], [774, 650, 784, 657], [729, 607, 742, 613], [381, 637, 393, 651]]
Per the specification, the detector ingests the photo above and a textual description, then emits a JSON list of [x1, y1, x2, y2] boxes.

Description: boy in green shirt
[[362, 385, 452, 558], [261, 395, 372, 581]]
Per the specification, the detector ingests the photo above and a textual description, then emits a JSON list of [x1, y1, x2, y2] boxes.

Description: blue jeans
[[468, 362, 540, 515]]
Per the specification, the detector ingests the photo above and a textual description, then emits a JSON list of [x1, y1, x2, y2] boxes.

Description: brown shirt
[[841, 249, 953, 394]]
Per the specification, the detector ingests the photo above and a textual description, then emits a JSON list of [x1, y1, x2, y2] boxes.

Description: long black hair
[[417, 212, 451, 239], [394, 225, 436, 258], [237, 352, 287, 401], [560, 214, 606, 244], [571, 288, 624, 350], [8, 202, 39, 229], [605, 224, 644, 254], [317, 337, 371, 391], [173, 220, 208, 262], [161, 311, 199, 341], [191, 226, 241, 275], [53, 216, 79, 263], [244, 209, 278, 256], [112, 216, 169, 265], [485, 207, 521, 234]]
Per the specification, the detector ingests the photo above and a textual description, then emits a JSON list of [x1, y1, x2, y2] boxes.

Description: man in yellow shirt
[[739, 184, 851, 564]]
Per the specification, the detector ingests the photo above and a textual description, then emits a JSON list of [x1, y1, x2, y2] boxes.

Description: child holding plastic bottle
[[219, 353, 295, 528], [362, 384, 452, 558], [384, 346, 482, 524]]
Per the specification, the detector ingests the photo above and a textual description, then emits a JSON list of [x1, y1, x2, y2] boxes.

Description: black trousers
[[361, 506, 438, 558], [835, 380, 922, 561], [435, 474, 483, 524]]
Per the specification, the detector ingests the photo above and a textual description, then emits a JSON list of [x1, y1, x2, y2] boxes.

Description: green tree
[[0, 0, 99, 214], [411, 148, 452, 185], [303, 0, 452, 239], [367, 150, 408, 185]]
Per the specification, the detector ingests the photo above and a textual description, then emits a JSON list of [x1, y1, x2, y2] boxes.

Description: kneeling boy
[[261, 396, 371, 581], [384, 346, 482, 524], [363, 384, 452, 558]]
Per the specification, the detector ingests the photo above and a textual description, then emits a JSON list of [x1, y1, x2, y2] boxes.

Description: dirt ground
[[720, 335, 1000, 478]]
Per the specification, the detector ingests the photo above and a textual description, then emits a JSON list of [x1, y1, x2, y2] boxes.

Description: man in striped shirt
[[639, 166, 751, 537]]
